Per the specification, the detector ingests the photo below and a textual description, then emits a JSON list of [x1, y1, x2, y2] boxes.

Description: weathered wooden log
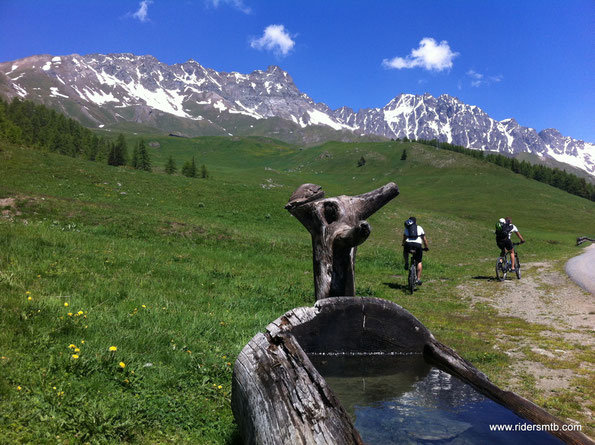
[[424, 339, 594, 445], [576, 236, 595, 246], [285, 183, 399, 300], [232, 297, 432, 445], [232, 311, 362, 444], [232, 297, 594, 445]]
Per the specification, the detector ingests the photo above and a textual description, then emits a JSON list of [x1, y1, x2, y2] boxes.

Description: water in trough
[[309, 354, 563, 445]]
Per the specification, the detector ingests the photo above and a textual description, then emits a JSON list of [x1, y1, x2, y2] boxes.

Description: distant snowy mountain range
[[1, 53, 593, 176]]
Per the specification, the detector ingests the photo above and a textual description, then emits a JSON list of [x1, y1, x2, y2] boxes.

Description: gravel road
[[565, 244, 595, 296]]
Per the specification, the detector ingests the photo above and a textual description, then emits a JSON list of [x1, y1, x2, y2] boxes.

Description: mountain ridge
[[1, 52, 592, 175]]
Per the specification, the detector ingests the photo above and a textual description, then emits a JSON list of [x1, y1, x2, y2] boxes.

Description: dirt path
[[458, 257, 594, 427]]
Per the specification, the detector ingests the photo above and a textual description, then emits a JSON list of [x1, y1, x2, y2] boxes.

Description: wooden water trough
[[231, 183, 592, 444], [231, 297, 592, 445]]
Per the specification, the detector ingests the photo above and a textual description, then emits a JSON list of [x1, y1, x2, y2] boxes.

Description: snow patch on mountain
[[0, 52, 592, 176], [49, 87, 68, 98], [83, 88, 119, 105]]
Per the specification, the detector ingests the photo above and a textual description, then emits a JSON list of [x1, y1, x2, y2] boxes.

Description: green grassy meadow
[[1, 136, 594, 443]]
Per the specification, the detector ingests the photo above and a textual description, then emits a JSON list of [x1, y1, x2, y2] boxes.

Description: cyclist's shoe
[[404, 262, 409, 270], [415, 280, 423, 286]]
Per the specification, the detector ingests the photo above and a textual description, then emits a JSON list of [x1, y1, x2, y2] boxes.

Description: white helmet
[[499, 218, 506, 224]]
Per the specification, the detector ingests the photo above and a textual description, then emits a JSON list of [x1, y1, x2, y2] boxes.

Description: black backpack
[[495, 221, 512, 240], [405, 218, 418, 239]]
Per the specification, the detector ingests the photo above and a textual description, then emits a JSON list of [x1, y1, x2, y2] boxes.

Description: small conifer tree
[[400, 149, 407, 161], [165, 155, 177, 174], [108, 134, 128, 166], [200, 164, 209, 178], [182, 157, 197, 177], [131, 144, 140, 168], [107, 141, 118, 166], [136, 139, 151, 171]]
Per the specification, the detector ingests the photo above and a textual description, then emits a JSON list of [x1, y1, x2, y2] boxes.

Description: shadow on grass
[[472, 276, 498, 281], [383, 282, 412, 293]]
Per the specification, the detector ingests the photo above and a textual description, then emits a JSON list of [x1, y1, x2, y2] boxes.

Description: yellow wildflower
[[77, 310, 83, 316], [68, 344, 76, 349], [218, 385, 222, 389], [26, 291, 31, 295], [27, 296, 32, 301], [64, 302, 69, 307], [81, 340, 85, 344], [74, 348, 80, 353], [141, 305, 146, 309], [71, 354, 79, 359], [17, 386, 22, 391], [109, 346, 117, 352], [119, 362, 126, 368], [67, 312, 73, 316]]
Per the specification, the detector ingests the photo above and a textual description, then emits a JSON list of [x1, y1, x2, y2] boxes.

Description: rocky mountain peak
[[0, 52, 592, 176]]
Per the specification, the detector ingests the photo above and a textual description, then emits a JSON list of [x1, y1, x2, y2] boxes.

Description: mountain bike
[[406, 246, 428, 294], [496, 242, 523, 281]]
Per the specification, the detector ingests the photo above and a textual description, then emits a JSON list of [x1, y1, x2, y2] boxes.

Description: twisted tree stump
[[285, 183, 399, 300]]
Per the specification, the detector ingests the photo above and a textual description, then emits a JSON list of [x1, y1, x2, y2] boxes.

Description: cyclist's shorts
[[496, 238, 513, 255], [404, 242, 423, 262]]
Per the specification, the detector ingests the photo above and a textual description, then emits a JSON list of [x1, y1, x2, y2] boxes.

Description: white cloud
[[250, 25, 295, 57], [467, 69, 503, 87], [383, 38, 459, 72], [467, 70, 483, 80], [132, 0, 152, 22], [207, 0, 251, 14], [467, 69, 484, 87]]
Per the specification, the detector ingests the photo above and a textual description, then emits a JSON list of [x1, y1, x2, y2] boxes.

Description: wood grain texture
[[233, 297, 593, 444], [285, 183, 399, 300]]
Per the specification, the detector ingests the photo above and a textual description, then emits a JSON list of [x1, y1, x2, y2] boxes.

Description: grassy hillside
[[1, 136, 594, 443]]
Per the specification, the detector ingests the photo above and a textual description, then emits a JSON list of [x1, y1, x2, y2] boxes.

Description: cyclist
[[495, 217, 525, 270], [402, 216, 429, 285]]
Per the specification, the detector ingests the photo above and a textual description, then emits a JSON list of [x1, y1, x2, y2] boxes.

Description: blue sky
[[1, 0, 593, 141]]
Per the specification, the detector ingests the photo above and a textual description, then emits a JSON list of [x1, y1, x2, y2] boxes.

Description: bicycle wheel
[[408, 263, 416, 294], [515, 256, 521, 279], [496, 259, 506, 281]]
